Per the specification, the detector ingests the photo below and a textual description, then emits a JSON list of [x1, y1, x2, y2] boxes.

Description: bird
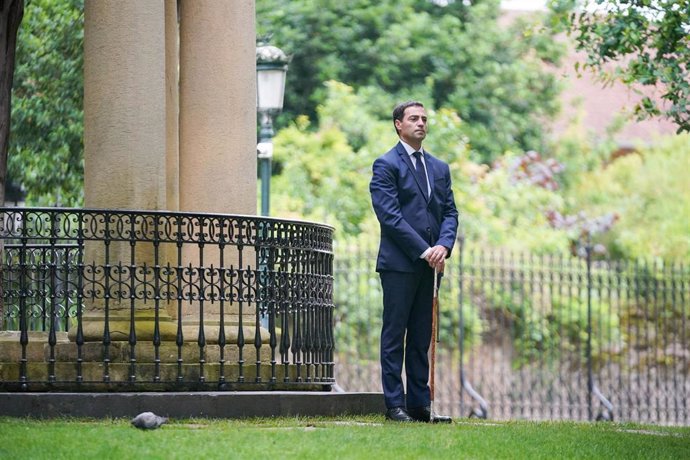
[[131, 411, 168, 430]]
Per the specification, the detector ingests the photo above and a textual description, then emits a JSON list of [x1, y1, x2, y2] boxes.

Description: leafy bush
[[564, 133, 690, 260], [480, 281, 622, 369]]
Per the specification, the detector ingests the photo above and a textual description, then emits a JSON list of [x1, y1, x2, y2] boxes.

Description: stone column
[[178, 0, 256, 214], [178, 0, 259, 342], [84, 1, 168, 211], [165, 0, 180, 213], [79, 0, 176, 341]]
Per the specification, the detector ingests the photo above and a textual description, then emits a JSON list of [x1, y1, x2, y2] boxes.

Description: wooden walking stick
[[430, 267, 439, 423]]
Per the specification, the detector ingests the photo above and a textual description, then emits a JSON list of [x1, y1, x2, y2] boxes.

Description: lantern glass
[[257, 66, 286, 112]]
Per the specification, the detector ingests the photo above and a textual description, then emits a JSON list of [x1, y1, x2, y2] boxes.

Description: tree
[[271, 81, 574, 253], [257, 0, 564, 162], [270, 82, 385, 236], [550, 0, 690, 131], [0, 0, 24, 207], [564, 133, 690, 260], [5, 0, 561, 204], [0, 0, 24, 332], [8, 0, 84, 206]]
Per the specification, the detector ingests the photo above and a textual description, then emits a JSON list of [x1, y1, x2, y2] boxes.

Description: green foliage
[[258, 0, 564, 161], [550, 294, 622, 366], [443, 2, 563, 162], [272, 82, 687, 372], [484, 282, 622, 369], [549, 0, 690, 131], [565, 133, 690, 259], [271, 83, 386, 236], [440, 299, 486, 355], [601, 260, 690, 369], [548, 115, 621, 185], [9, 0, 84, 206], [272, 82, 573, 253], [453, 153, 571, 252], [333, 234, 383, 359]]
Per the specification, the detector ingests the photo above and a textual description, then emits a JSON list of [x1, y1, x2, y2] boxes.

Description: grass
[[0, 416, 688, 459]]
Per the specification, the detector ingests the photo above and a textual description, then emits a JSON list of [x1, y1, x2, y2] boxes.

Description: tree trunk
[[0, 0, 25, 329], [1, 0, 24, 206]]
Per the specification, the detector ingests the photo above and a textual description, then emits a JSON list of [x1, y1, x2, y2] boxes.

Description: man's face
[[395, 105, 427, 146]]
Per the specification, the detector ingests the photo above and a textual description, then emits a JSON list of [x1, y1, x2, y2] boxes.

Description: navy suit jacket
[[370, 142, 459, 273]]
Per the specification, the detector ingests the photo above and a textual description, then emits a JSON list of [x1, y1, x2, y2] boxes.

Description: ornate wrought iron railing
[[0, 208, 335, 391], [334, 237, 690, 425]]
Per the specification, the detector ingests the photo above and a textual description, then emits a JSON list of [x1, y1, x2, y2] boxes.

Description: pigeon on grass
[[131, 412, 168, 430]]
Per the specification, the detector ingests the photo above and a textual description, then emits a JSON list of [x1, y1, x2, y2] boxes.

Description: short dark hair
[[392, 101, 425, 135]]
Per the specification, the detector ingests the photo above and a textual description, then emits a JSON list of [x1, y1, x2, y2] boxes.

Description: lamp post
[[256, 44, 288, 216]]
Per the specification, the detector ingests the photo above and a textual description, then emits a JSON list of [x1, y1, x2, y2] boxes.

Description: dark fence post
[[586, 243, 593, 421]]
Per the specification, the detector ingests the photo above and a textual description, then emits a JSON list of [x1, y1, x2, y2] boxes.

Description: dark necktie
[[413, 151, 429, 196]]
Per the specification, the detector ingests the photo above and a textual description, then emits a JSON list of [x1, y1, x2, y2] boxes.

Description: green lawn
[[1, 416, 688, 459]]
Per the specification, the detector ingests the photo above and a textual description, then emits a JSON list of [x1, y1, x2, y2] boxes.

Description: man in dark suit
[[369, 101, 458, 423]]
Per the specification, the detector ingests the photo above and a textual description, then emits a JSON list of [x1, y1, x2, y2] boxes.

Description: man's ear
[[394, 119, 402, 131]]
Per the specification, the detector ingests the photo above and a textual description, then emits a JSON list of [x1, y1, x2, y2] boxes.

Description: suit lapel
[[397, 143, 429, 201]]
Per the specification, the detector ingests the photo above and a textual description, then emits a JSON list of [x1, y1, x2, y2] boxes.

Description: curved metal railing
[[0, 207, 334, 391]]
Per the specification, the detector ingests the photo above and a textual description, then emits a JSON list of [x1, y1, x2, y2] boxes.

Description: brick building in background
[[501, 5, 677, 148]]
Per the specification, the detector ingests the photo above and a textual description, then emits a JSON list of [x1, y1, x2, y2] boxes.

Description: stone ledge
[[0, 391, 385, 419]]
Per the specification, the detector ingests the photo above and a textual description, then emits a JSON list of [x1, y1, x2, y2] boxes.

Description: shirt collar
[[400, 140, 424, 157]]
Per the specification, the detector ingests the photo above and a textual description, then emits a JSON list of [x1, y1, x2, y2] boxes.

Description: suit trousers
[[379, 266, 434, 409]]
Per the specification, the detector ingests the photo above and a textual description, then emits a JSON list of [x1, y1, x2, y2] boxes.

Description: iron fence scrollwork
[[0, 208, 335, 391], [333, 236, 689, 426]]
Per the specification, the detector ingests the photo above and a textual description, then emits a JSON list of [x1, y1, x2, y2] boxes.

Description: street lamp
[[256, 44, 288, 216]]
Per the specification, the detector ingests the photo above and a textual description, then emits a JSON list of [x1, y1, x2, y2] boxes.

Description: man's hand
[[424, 245, 448, 272]]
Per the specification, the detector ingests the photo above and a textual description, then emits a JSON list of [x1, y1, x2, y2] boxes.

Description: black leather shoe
[[407, 406, 452, 423], [385, 407, 414, 422]]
